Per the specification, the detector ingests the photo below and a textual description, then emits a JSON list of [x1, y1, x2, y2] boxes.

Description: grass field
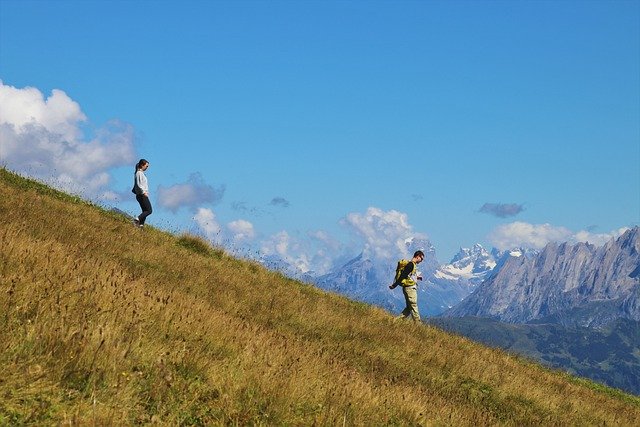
[[1, 167, 639, 425]]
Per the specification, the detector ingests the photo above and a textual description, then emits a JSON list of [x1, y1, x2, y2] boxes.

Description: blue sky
[[1, 0, 638, 272]]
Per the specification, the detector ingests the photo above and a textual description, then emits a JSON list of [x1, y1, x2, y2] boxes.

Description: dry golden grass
[[1, 168, 639, 425]]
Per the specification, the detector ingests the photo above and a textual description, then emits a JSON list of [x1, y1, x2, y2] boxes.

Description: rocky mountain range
[[444, 227, 640, 328]]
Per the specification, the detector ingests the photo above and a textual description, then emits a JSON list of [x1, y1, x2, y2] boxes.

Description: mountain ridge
[[444, 227, 640, 327]]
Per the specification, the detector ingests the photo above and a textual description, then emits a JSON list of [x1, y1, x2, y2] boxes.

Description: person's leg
[[404, 286, 420, 322], [397, 287, 413, 319], [136, 195, 153, 225]]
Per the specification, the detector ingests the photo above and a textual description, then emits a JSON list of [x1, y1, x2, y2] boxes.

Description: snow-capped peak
[[436, 244, 496, 281]]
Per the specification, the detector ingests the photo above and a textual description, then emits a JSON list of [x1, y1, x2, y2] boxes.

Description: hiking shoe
[[133, 217, 140, 226]]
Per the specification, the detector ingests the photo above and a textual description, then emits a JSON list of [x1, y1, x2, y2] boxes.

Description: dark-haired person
[[391, 250, 425, 322], [132, 159, 152, 228]]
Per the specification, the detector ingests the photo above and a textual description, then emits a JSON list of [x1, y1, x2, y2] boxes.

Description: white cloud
[[193, 209, 255, 249], [193, 207, 222, 244], [308, 229, 342, 252], [260, 230, 292, 258], [0, 81, 136, 199], [489, 221, 629, 250], [228, 219, 255, 242], [259, 231, 315, 273], [342, 207, 425, 261], [0, 83, 85, 141], [573, 227, 629, 246], [157, 173, 225, 213]]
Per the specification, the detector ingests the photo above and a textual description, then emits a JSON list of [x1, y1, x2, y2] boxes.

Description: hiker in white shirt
[[132, 159, 152, 228]]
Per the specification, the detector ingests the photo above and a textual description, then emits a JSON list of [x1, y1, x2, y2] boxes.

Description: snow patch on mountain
[[436, 244, 496, 283]]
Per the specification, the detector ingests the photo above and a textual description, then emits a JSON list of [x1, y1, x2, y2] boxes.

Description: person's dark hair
[[413, 250, 425, 259], [135, 159, 149, 172]]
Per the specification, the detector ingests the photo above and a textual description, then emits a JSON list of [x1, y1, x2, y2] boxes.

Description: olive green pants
[[398, 285, 420, 322]]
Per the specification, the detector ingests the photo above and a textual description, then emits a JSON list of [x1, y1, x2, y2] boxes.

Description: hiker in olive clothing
[[390, 250, 425, 322]]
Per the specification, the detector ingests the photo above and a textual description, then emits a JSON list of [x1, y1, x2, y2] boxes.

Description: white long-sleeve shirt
[[135, 170, 149, 194]]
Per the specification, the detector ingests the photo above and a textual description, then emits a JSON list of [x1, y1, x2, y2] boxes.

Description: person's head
[[412, 250, 425, 264], [135, 159, 149, 172]]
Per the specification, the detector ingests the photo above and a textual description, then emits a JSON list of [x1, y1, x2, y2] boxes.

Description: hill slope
[[1, 168, 639, 425]]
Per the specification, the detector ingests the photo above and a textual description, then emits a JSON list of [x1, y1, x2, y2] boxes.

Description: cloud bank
[[157, 173, 225, 212], [489, 221, 629, 250], [0, 81, 136, 199], [479, 202, 525, 218]]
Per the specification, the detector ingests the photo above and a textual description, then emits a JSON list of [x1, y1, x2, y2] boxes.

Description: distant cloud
[[411, 194, 424, 202], [260, 231, 311, 273], [157, 173, 225, 213], [0, 81, 136, 199], [489, 221, 629, 250], [257, 228, 345, 275], [227, 219, 255, 242], [573, 228, 629, 246], [270, 197, 290, 208], [478, 203, 525, 218], [342, 207, 426, 261], [261, 231, 292, 259], [308, 229, 342, 252], [193, 207, 223, 244], [306, 230, 344, 273], [192, 207, 256, 248]]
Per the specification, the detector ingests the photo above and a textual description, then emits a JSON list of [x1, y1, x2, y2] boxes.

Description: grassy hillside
[[1, 168, 639, 426]]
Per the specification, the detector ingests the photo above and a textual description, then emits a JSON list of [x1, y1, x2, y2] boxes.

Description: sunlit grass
[[1, 167, 639, 425], [176, 233, 225, 259]]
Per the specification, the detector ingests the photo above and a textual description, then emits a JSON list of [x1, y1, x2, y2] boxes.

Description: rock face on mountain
[[445, 227, 640, 327]]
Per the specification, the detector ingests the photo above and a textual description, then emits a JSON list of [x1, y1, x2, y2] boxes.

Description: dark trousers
[[136, 194, 153, 225]]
